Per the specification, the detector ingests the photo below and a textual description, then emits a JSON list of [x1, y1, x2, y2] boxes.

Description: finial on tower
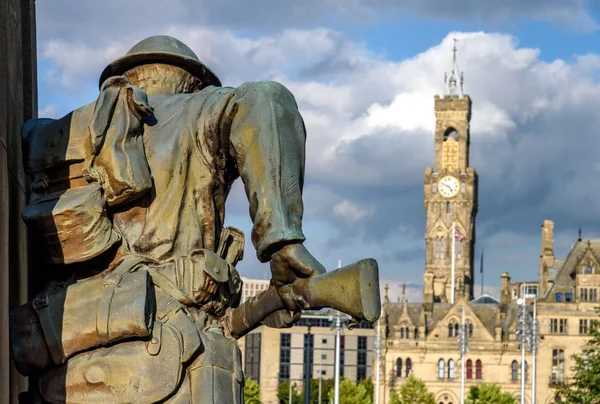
[[444, 38, 464, 98], [402, 283, 407, 303], [578, 227, 582, 242], [384, 283, 390, 305]]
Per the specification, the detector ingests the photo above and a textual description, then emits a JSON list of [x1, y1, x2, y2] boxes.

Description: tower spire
[[444, 38, 464, 98]]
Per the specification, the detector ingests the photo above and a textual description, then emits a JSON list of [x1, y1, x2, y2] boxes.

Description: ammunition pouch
[[39, 321, 183, 404], [10, 266, 155, 376], [21, 183, 121, 265], [186, 326, 244, 404]]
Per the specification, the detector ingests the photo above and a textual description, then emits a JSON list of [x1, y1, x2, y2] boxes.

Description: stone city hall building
[[238, 46, 599, 404], [379, 47, 600, 404]]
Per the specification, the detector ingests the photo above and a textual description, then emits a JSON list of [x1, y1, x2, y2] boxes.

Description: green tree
[[358, 378, 374, 401], [396, 375, 435, 404], [557, 317, 600, 404], [327, 378, 372, 404], [244, 378, 262, 404], [278, 380, 302, 404], [389, 391, 402, 404], [466, 383, 516, 404], [307, 378, 334, 403]]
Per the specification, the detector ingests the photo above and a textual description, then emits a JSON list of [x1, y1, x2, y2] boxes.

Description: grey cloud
[[37, 0, 597, 45], [35, 14, 600, 289]]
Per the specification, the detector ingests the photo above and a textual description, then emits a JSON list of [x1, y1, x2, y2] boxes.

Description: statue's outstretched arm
[[219, 81, 307, 263]]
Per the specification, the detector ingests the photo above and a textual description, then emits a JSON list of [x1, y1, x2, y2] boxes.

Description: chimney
[[500, 272, 511, 310], [541, 220, 554, 255], [539, 220, 556, 298], [423, 271, 435, 312]]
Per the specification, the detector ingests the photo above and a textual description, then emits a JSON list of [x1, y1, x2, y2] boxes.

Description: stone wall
[[0, 0, 37, 401]]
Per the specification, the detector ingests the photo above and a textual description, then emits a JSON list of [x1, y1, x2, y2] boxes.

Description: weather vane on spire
[[444, 37, 464, 98]]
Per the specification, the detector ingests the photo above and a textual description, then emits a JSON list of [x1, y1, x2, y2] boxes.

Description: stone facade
[[382, 65, 599, 404], [424, 94, 478, 302], [238, 310, 377, 404], [382, 222, 600, 404]]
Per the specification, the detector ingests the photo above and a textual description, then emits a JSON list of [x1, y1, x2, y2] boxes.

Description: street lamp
[[374, 316, 384, 404], [529, 299, 540, 404], [304, 324, 313, 404]]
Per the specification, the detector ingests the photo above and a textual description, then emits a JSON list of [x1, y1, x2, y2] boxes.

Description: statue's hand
[[262, 307, 302, 329], [270, 243, 326, 311]]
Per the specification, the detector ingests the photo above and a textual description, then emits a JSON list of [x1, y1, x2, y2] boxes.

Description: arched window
[[444, 128, 459, 141], [400, 328, 404, 339], [583, 262, 595, 274], [438, 359, 445, 379], [511, 360, 518, 381], [406, 358, 412, 376], [446, 202, 451, 214], [476, 360, 483, 379], [405, 327, 411, 339], [440, 237, 446, 259], [396, 358, 402, 377], [448, 359, 455, 379], [435, 237, 446, 260], [466, 359, 473, 379], [468, 323, 473, 337], [455, 323, 459, 336], [448, 323, 454, 337]]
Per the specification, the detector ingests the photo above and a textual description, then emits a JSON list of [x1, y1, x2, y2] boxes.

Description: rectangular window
[[340, 336, 345, 377], [580, 319, 589, 335], [565, 293, 573, 302], [358, 336, 367, 350], [525, 285, 538, 296], [513, 289, 518, 299], [322, 339, 328, 344], [356, 336, 367, 383], [593, 289, 598, 302], [552, 349, 565, 384], [550, 319, 568, 334], [245, 333, 261, 383], [303, 333, 314, 382], [556, 293, 563, 302], [279, 333, 291, 381], [559, 319, 568, 334]]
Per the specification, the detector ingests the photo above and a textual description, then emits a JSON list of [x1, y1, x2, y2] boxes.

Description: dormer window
[[448, 321, 459, 337], [556, 293, 563, 302], [583, 263, 595, 274]]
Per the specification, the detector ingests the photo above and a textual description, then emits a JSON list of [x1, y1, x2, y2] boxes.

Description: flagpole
[[480, 249, 484, 297], [451, 221, 456, 304], [460, 307, 466, 404]]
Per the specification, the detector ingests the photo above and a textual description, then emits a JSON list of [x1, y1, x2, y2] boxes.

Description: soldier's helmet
[[99, 35, 221, 89]]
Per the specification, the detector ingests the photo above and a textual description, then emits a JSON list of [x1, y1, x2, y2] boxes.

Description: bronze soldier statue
[[10, 35, 380, 404]]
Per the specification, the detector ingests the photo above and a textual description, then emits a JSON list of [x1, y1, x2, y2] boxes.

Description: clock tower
[[424, 41, 478, 302]]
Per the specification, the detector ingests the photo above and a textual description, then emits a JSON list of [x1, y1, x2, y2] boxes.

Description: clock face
[[438, 176, 459, 198]]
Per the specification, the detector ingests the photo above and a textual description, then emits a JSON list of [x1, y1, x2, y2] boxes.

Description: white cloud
[[35, 22, 600, 286], [333, 200, 375, 222], [38, 104, 58, 118]]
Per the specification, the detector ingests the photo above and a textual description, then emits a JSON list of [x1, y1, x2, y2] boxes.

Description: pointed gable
[[544, 240, 600, 302], [426, 297, 496, 341]]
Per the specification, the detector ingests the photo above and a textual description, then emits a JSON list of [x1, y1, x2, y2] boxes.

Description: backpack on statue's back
[[22, 76, 154, 265]]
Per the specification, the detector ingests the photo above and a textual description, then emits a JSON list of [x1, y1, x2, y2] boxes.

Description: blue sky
[[35, 0, 600, 302]]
